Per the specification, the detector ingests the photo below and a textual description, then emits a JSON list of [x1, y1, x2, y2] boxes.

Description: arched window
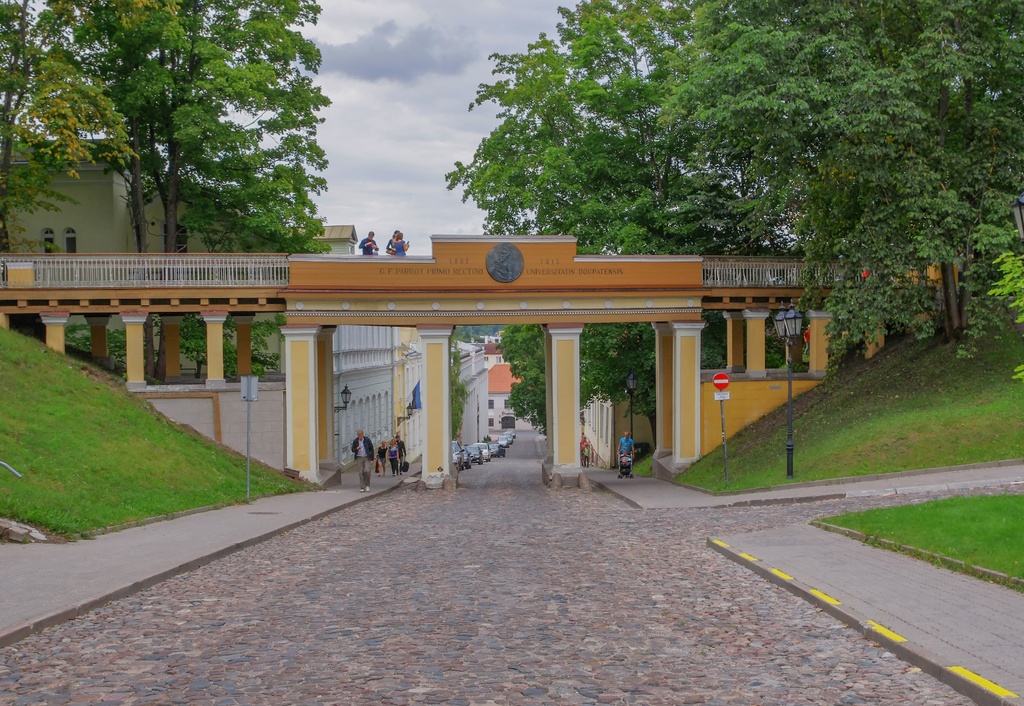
[[62, 228, 77, 253], [41, 228, 54, 251]]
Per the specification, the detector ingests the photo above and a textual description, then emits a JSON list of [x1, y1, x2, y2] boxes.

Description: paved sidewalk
[[0, 465, 417, 649], [588, 463, 1024, 706]]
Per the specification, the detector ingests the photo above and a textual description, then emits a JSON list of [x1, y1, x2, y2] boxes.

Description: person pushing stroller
[[617, 431, 635, 479]]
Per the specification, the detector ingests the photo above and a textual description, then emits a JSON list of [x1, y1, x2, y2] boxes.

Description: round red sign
[[712, 373, 730, 391]]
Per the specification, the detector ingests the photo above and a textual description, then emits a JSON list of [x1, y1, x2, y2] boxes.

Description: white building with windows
[[456, 341, 488, 445]]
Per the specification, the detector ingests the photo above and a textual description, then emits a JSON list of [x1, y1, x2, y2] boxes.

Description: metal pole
[[720, 399, 729, 486], [629, 392, 634, 442], [246, 393, 252, 501], [786, 339, 794, 479]]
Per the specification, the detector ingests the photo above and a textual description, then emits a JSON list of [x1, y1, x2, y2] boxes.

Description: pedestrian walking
[[351, 429, 374, 492], [395, 433, 407, 473], [388, 438, 400, 476], [376, 440, 388, 476]]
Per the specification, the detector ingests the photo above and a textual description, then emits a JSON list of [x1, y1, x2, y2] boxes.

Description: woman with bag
[[376, 440, 388, 475]]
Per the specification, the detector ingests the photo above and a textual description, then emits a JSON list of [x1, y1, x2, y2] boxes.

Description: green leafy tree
[[686, 0, 1024, 349], [500, 325, 547, 433], [177, 313, 283, 378], [0, 0, 129, 251], [78, 0, 331, 255]]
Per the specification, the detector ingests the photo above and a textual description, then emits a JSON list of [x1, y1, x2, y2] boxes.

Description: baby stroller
[[617, 452, 634, 479]]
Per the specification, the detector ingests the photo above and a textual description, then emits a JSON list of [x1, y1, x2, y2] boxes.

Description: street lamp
[[773, 303, 804, 480], [625, 370, 637, 442], [333, 384, 352, 412], [1013, 192, 1024, 241]]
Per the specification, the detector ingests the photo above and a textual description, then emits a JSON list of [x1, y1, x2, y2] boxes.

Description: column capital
[[807, 310, 832, 320], [652, 322, 675, 334], [417, 324, 454, 340], [201, 310, 229, 325], [670, 321, 706, 335], [316, 325, 337, 340], [742, 308, 771, 320], [545, 324, 584, 338], [722, 311, 745, 320], [84, 314, 111, 327], [231, 314, 255, 325], [39, 311, 70, 326], [160, 314, 184, 326], [280, 324, 320, 339], [120, 311, 149, 325]]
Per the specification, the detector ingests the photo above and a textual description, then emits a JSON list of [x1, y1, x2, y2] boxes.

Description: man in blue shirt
[[618, 431, 634, 459], [358, 231, 379, 255]]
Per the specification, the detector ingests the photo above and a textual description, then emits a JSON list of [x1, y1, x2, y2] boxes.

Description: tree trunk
[[940, 261, 962, 339]]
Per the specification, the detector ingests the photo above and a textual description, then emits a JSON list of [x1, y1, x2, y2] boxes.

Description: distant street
[[0, 430, 970, 705]]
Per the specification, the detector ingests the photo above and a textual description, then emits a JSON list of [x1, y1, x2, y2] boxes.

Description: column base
[[423, 471, 450, 490], [747, 370, 767, 379], [205, 378, 227, 390], [126, 381, 147, 392]]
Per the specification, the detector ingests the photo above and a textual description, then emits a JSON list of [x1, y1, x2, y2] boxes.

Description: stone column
[[543, 327, 554, 469], [233, 314, 254, 377], [282, 324, 320, 480], [544, 324, 583, 471], [743, 309, 769, 378], [652, 323, 675, 460], [417, 325, 453, 487], [201, 310, 228, 389], [723, 311, 746, 372], [161, 315, 183, 378], [316, 326, 336, 465], [865, 330, 885, 360], [39, 311, 69, 354], [84, 315, 112, 368], [672, 321, 705, 466], [0, 313, 10, 330], [121, 311, 149, 391], [807, 310, 831, 376]]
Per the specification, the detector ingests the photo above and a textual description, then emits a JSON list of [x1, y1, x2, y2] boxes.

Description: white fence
[[0, 254, 290, 289], [702, 257, 840, 288]]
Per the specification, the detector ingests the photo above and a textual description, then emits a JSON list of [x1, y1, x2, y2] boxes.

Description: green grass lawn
[[680, 331, 1024, 491], [823, 494, 1024, 581], [0, 328, 304, 536]]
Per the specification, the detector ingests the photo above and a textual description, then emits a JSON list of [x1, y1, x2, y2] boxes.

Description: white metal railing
[[0, 254, 290, 289], [702, 257, 840, 288]]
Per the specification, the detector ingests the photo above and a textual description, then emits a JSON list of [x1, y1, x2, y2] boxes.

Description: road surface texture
[[0, 431, 978, 705]]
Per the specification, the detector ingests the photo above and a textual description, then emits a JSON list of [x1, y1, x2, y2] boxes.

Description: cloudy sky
[[305, 1, 567, 254]]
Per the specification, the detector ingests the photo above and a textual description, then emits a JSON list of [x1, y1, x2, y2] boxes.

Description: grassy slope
[[0, 328, 304, 536], [681, 329, 1024, 490]]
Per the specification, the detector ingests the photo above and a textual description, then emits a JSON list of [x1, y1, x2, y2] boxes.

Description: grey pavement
[[589, 463, 1024, 706], [0, 462, 417, 649], [0, 446, 1022, 704]]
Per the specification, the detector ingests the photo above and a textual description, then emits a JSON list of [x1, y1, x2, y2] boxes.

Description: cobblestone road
[[0, 432, 976, 705]]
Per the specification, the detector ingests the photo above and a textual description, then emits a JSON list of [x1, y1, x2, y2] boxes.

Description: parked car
[[465, 444, 484, 465], [496, 435, 512, 448], [451, 440, 472, 471], [488, 442, 505, 458], [471, 442, 491, 462]]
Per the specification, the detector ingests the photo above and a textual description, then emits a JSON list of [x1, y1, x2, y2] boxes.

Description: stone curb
[[0, 480, 409, 650], [810, 521, 1024, 592], [706, 538, 1021, 706], [677, 458, 1024, 497], [589, 476, 845, 509]]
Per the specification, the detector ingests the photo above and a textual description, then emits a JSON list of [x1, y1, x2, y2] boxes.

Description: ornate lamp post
[[773, 303, 803, 479], [625, 370, 637, 442], [333, 384, 352, 412], [1013, 192, 1024, 241]]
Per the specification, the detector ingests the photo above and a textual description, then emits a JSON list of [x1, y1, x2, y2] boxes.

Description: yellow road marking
[[867, 620, 907, 643], [770, 568, 794, 580], [948, 666, 1019, 698], [710, 539, 730, 548], [809, 589, 841, 605], [738, 552, 759, 562]]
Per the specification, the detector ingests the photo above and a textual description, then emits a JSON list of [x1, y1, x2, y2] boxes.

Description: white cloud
[[306, 1, 567, 252]]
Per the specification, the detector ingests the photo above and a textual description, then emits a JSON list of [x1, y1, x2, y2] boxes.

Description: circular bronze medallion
[[486, 243, 525, 283]]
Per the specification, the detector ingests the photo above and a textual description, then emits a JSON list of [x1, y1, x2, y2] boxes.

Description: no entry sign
[[712, 372, 730, 391]]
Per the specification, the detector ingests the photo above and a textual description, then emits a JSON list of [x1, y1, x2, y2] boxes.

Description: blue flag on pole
[[412, 382, 421, 410]]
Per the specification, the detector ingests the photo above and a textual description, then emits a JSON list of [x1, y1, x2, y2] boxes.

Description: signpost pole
[[720, 398, 728, 486], [241, 375, 259, 502]]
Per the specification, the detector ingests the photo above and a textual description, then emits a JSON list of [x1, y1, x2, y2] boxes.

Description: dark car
[[497, 435, 512, 448], [465, 444, 484, 465], [488, 442, 505, 458]]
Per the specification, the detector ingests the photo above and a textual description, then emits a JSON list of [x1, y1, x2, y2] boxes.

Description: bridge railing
[[702, 256, 840, 288], [0, 254, 291, 289]]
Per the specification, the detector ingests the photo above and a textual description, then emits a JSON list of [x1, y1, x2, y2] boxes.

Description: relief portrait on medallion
[[486, 243, 525, 284]]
